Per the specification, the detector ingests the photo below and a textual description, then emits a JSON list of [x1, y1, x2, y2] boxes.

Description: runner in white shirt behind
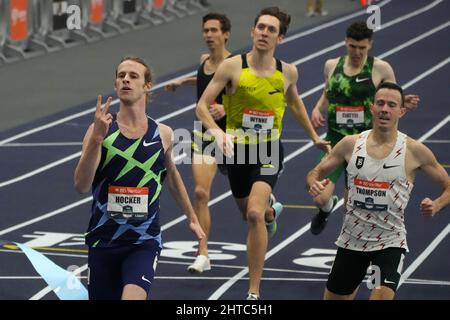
[[306, 82, 450, 300]]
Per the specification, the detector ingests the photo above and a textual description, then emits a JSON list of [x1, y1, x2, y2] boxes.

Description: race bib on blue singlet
[[107, 186, 149, 220]]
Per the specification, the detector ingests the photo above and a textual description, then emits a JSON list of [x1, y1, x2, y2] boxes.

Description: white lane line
[[0, 109, 100, 146], [29, 264, 88, 300], [0, 248, 327, 275], [378, 23, 450, 59], [157, 103, 195, 122], [0, 142, 83, 147], [418, 113, 450, 143], [158, 277, 450, 285], [405, 279, 450, 286], [0, 152, 81, 188], [5, 275, 449, 285], [156, 276, 328, 282], [0, 249, 87, 258], [423, 139, 450, 144], [0, 276, 87, 280], [0, 198, 93, 237], [159, 260, 330, 275], [376, 0, 442, 32], [394, 96, 450, 288], [398, 223, 450, 288]]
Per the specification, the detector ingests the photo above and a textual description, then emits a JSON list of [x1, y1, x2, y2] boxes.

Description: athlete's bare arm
[[406, 138, 450, 216], [159, 123, 205, 240], [373, 58, 396, 84], [164, 55, 210, 92], [164, 75, 197, 92], [306, 135, 357, 197], [164, 77, 197, 92], [311, 58, 339, 128], [374, 58, 420, 110], [74, 96, 113, 193]]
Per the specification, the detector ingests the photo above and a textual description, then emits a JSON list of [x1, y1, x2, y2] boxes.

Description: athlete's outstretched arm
[[409, 140, 450, 216], [160, 124, 205, 240], [306, 135, 355, 197], [74, 96, 113, 193], [164, 76, 197, 92], [165, 54, 210, 92]]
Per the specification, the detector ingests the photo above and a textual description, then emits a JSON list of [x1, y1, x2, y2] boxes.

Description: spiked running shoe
[[246, 293, 260, 300], [310, 195, 339, 235], [187, 255, 211, 273], [266, 194, 283, 238]]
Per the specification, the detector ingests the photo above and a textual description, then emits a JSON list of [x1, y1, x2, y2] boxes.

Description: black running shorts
[[327, 246, 406, 295], [226, 140, 284, 198]]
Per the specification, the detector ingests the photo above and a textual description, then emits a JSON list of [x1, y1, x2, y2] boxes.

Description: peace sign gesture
[[92, 95, 113, 143]]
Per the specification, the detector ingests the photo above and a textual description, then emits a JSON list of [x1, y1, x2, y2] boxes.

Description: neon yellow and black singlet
[[326, 56, 376, 143], [223, 54, 285, 144]]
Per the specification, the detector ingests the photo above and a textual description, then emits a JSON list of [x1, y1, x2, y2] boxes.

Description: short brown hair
[[376, 82, 405, 107], [346, 21, 373, 41], [254, 7, 291, 36], [203, 12, 231, 33], [116, 56, 152, 84], [116, 56, 153, 103]]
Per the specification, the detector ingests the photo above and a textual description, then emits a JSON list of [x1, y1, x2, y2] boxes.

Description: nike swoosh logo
[[384, 279, 396, 284], [143, 140, 158, 147], [141, 275, 152, 284], [383, 164, 400, 169], [268, 89, 282, 95], [355, 77, 370, 83]]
